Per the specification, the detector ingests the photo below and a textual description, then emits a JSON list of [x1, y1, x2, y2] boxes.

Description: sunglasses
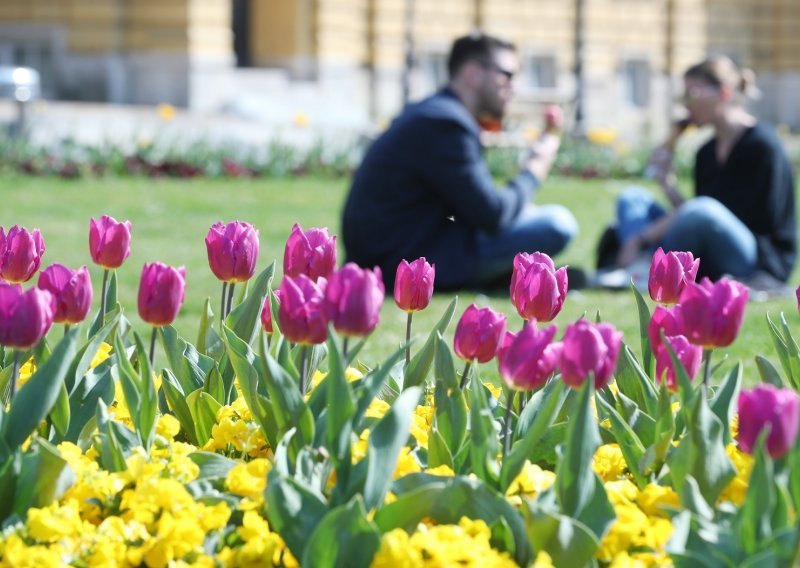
[[480, 61, 516, 82]]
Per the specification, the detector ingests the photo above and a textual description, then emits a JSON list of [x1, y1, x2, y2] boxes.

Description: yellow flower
[[226, 458, 271, 499], [425, 464, 455, 477], [593, 444, 628, 481], [0, 533, 64, 567], [587, 127, 618, 146], [90, 342, 113, 369], [16, 356, 36, 388], [393, 446, 422, 479], [719, 443, 753, 505], [156, 413, 181, 439], [26, 501, 87, 543], [597, 501, 649, 562], [365, 399, 391, 420], [158, 103, 176, 122], [293, 112, 311, 128], [484, 382, 503, 400], [636, 483, 679, 518], [506, 461, 556, 499]]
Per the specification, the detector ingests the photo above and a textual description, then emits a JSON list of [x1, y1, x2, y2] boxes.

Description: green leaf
[[614, 344, 658, 416], [631, 281, 654, 374], [708, 363, 741, 446], [2, 328, 78, 450], [196, 296, 214, 354], [766, 313, 797, 388], [159, 325, 213, 395], [87, 269, 117, 338], [188, 451, 239, 480], [433, 357, 468, 461], [363, 386, 421, 510], [755, 355, 786, 388], [226, 262, 275, 345], [49, 382, 71, 437], [778, 313, 800, 390], [352, 347, 406, 431], [161, 369, 199, 445], [522, 505, 601, 568], [301, 497, 381, 568], [186, 390, 222, 447], [736, 431, 776, 555], [669, 387, 736, 505], [12, 439, 75, 517], [63, 355, 116, 443], [468, 366, 500, 486], [66, 310, 119, 395], [500, 379, 566, 492], [404, 298, 457, 390], [433, 333, 458, 390], [132, 332, 157, 451], [426, 427, 454, 469], [325, 335, 355, 501], [595, 393, 648, 488], [374, 475, 533, 567], [264, 468, 329, 562]]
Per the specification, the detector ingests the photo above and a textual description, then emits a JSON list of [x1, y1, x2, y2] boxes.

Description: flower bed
[[0, 221, 798, 567]]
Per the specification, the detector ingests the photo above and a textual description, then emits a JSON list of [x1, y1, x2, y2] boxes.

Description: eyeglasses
[[680, 85, 719, 104], [480, 61, 516, 82]]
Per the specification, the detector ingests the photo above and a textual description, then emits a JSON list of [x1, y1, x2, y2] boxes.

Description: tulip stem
[[459, 361, 472, 390], [220, 282, 228, 329], [342, 338, 349, 362], [299, 346, 309, 396], [64, 324, 71, 337], [405, 312, 413, 367], [100, 268, 109, 325], [149, 327, 157, 367], [7, 350, 20, 404], [503, 390, 517, 460], [702, 349, 712, 387], [226, 283, 236, 319]]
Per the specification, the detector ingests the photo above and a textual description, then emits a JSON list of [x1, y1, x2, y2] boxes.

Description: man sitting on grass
[[342, 32, 578, 291]]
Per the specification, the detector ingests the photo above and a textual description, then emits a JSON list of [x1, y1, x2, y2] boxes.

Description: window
[[525, 54, 557, 90], [622, 58, 650, 107], [419, 51, 448, 93]]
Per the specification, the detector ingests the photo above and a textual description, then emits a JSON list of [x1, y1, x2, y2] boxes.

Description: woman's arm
[[616, 212, 677, 267]]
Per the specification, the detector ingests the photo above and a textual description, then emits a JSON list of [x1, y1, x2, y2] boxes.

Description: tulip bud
[[0, 283, 56, 349], [261, 289, 280, 334], [498, 323, 562, 391], [560, 320, 623, 390], [453, 304, 507, 363], [648, 248, 699, 305], [543, 104, 564, 133], [205, 221, 260, 283], [279, 274, 328, 345], [679, 277, 748, 348], [0, 225, 46, 283], [509, 252, 568, 323], [37, 263, 93, 324], [737, 385, 800, 459], [137, 263, 186, 326], [89, 215, 132, 269], [283, 223, 337, 281], [394, 257, 435, 312], [325, 263, 384, 337], [648, 305, 683, 355], [655, 334, 703, 392]]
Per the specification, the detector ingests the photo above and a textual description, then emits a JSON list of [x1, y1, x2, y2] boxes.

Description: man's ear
[[460, 60, 485, 88]]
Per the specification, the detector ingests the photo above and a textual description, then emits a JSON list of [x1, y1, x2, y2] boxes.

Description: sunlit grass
[[1, 174, 796, 384]]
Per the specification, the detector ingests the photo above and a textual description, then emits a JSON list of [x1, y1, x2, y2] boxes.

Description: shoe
[[590, 256, 651, 292]]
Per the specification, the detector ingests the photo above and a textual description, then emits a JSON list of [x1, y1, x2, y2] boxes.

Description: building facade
[[0, 0, 798, 140]]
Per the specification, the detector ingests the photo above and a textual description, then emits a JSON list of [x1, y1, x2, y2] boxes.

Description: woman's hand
[[616, 235, 645, 267]]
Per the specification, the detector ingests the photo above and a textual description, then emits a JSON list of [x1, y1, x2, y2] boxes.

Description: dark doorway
[[232, 0, 251, 67]]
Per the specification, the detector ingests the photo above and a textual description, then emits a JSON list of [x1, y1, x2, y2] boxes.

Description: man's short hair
[[447, 32, 516, 78]]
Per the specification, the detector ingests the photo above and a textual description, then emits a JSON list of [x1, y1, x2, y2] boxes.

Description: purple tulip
[[0, 225, 46, 283], [283, 223, 337, 282], [0, 283, 56, 349], [648, 305, 684, 356], [137, 263, 186, 326], [261, 289, 280, 334], [648, 248, 699, 305], [278, 274, 328, 345], [560, 320, 623, 390], [37, 263, 93, 324], [655, 334, 703, 392], [679, 277, 748, 348], [205, 221, 260, 283], [453, 304, 507, 363], [498, 323, 562, 391], [509, 252, 568, 323], [394, 257, 435, 312], [89, 215, 131, 270], [325, 263, 385, 337], [738, 385, 800, 459]]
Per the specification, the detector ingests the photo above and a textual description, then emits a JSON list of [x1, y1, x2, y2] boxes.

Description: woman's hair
[[684, 55, 761, 101]]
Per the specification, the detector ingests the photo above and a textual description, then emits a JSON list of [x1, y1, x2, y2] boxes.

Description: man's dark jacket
[[342, 88, 539, 290]]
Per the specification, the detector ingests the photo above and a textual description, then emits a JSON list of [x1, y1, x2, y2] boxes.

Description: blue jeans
[[616, 187, 757, 280], [473, 204, 578, 284]]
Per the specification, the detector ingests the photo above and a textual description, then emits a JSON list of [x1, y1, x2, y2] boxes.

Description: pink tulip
[[648, 305, 684, 355], [560, 320, 623, 390], [89, 215, 132, 270], [0, 283, 55, 349], [325, 263, 384, 337], [283, 223, 337, 281], [679, 277, 748, 348], [453, 304, 507, 363], [498, 323, 562, 391], [0, 225, 46, 283], [260, 289, 280, 334], [543, 104, 564, 131], [648, 248, 699, 305], [394, 257, 435, 312], [205, 221, 260, 283], [279, 274, 328, 345], [737, 385, 800, 459], [137, 263, 186, 326], [655, 335, 703, 392], [509, 252, 568, 323], [37, 263, 93, 324]]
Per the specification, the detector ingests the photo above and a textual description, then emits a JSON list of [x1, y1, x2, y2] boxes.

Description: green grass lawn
[[1, 173, 797, 384]]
